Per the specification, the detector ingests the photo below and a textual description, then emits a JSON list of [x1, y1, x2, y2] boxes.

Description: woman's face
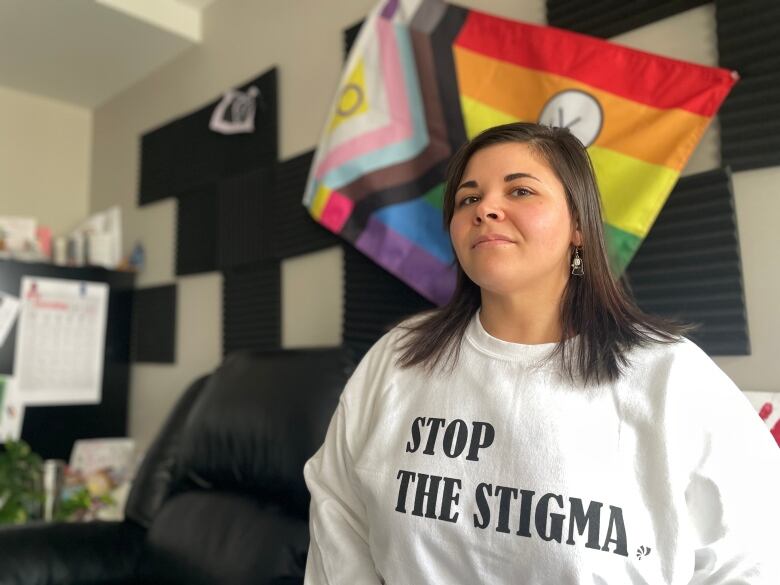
[[449, 142, 580, 298]]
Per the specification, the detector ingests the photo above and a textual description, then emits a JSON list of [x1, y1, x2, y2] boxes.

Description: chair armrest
[[0, 520, 145, 585]]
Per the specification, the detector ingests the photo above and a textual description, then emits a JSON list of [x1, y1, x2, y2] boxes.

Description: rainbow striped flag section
[[303, 0, 736, 305]]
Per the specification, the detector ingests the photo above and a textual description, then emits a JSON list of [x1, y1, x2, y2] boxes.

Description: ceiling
[[0, 0, 218, 108]]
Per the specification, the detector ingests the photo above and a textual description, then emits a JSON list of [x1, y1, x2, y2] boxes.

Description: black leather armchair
[[0, 348, 351, 585]]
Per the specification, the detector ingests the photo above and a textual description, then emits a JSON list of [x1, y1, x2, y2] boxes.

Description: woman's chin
[[467, 268, 567, 299], [468, 275, 529, 297]]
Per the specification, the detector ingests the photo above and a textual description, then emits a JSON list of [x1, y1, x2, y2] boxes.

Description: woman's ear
[[572, 224, 583, 247]]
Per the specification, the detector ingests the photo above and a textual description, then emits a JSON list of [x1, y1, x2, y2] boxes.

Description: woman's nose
[[473, 197, 504, 224]]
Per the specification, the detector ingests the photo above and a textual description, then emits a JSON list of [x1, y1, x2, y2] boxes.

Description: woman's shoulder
[[338, 313, 435, 416], [374, 310, 435, 353], [623, 324, 710, 363], [625, 333, 715, 372], [624, 335, 747, 413], [346, 312, 431, 378], [625, 336, 724, 380], [352, 310, 441, 378]]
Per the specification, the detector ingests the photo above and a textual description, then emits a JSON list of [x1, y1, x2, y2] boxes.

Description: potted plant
[[0, 439, 43, 524]]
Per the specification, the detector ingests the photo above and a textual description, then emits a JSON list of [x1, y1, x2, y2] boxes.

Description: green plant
[[0, 439, 43, 524], [55, 487, 92, 521], [55, 486, 114, 522]]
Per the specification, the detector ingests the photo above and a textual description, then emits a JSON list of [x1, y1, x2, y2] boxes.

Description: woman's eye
[[510, 187, 532, 197], [459, 196, 479, 207]]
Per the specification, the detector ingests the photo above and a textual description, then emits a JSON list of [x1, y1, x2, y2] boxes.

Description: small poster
[[68, 437, 137, 522], [69, 437, 136, 476], [13, 277, 108, 405], [0, 376, 25, 441]]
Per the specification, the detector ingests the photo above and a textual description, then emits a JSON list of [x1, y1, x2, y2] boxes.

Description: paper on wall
[[0, 376, 25, 441], [13, 277, 108, 405], [0, 292, 20, 348]]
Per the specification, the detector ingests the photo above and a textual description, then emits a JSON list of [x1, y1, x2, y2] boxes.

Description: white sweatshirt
[[303, 310, 780, 584]]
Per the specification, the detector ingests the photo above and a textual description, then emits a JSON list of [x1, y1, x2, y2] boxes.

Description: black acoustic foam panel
[[223, 262, 281, 355], [716, 0, 780, 171], [132, 284, 177, 363], [217, 167, 275, 269], [344, 20, 363, 59], [137, 122, 170, 205], [139, 68, 278, 205], [176, 185, 218, 276], [626, 168, 749, 355], [546, 0, 709, 38], [342, 243, 435, 363], [273, 150, 341, 259]]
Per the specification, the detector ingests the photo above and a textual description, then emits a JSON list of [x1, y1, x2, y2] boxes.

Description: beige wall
[[713, 167, 780, 391], [0, 85, 91, 236], [88, 0, 778, 451]]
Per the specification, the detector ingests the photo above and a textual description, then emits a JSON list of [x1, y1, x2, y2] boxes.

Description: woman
[[303, 123, 780, 584]]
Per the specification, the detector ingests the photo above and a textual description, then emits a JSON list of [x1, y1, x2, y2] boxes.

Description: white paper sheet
[[13, 277, 108, 405], [0, 292, 20, 347], [0, 376, 25, 441]]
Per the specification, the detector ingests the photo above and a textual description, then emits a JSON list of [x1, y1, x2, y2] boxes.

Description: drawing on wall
[[210, 85, 261, 135]]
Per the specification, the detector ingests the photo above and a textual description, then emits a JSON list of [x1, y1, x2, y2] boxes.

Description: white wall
[[88, 0, 778, 451], [0, 85, 91, 236]]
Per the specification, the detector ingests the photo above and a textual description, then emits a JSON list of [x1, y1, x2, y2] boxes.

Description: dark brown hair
[[393, 122, 689, 385]]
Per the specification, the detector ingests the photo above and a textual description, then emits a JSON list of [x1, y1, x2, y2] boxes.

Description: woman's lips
[[471, 234, 514, 248], [473, 239, 515, 248]]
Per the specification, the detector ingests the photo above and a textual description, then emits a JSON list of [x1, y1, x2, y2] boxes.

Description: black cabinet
[[0, 259, 135, 459]]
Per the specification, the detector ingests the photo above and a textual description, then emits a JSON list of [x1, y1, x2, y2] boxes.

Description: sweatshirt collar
[[465, 308, 564, 364]]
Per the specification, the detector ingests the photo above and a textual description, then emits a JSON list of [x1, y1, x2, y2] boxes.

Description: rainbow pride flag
[[303, 0, 736, 305]]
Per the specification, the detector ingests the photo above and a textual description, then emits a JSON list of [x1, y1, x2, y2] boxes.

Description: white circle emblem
[[538, 90, 603, 147]]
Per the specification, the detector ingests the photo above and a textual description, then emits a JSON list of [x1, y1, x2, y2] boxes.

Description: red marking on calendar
[[32, 300, 69, 311]]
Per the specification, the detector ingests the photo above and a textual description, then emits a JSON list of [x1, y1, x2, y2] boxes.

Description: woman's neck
[[479, 289, 564, 345]]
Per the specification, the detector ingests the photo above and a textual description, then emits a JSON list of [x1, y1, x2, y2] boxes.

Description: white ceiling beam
[[94, 0, 202, 43]]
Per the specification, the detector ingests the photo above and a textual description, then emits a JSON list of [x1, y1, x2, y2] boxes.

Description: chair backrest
[[124, 374, 209, 528], [126, 348, 353, 585]]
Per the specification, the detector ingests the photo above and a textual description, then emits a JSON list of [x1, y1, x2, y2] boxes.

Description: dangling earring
[[571, 246, 584, 277]]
